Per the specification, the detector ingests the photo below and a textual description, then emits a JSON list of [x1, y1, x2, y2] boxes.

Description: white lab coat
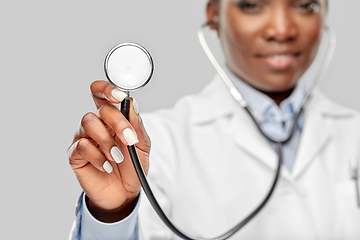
[[138, 76, 360, 239]]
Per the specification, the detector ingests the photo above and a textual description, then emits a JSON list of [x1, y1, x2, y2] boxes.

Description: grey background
[[0, 0, 359, 239]]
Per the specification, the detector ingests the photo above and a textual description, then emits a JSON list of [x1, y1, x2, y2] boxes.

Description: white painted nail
[[123, 128, 139, 145], [103, 161, 113, 173], [111, 146, 124, 164], [133, 98, 139, 115], [112, 89, 127, 102]]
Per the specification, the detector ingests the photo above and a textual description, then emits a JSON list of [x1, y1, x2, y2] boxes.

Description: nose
[[262, 7, 298, 42]]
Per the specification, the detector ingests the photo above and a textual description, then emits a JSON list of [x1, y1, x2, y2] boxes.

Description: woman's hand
[[68, 80, 150, 223]]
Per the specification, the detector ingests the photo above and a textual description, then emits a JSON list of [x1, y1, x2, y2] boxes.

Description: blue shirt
[[69, 192, 140, 240], [70, 71, 306, 240], [224, 66, 306, 171]]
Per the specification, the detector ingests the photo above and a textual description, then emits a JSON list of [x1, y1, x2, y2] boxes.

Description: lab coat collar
[[191, 75, 241, 124], [191, 75, 355, 182], [191, 76, 282, 179]]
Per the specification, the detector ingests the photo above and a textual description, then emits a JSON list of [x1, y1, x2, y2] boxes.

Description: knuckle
[[90, 81, 97, 92], [81, 112, 97, 127], [90, 80, 103, 93], [98, 104, 118, 117], [91, 80, 109, 95], [68, 139, 87, 163], [99, 134, 114, 147], [98, 104, 110, 116], [76, 138, 89, 152], [67, 141, 77, 161]]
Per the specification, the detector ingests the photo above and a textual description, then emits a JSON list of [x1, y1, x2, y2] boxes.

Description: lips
[[256, 52, 300, 71]]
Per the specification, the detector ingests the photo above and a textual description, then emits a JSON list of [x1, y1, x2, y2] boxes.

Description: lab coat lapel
[[193, 76, 290, 181], [228, 107, 279, 171], [229, 107, 298, 182], [292, 91, 332, 179]]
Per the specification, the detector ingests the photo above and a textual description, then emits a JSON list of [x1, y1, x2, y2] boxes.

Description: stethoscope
[[103, 22, 358, 239]]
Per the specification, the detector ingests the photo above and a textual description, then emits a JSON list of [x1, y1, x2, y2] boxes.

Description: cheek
[[220, 5, 260, 61], [222, 16, 261, 68], [298, 17, 324, 63]]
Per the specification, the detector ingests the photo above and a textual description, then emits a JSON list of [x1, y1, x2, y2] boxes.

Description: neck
[[225, 67, 295, 106], [259, 88, 294, 106]]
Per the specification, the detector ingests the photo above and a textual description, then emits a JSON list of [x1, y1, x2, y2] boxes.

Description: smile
[[256, 53, 301, 71]]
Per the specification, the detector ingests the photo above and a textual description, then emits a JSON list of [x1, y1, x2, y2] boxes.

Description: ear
[[206, 0, 219, 31]]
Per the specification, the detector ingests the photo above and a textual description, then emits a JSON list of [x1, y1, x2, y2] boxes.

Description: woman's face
[[207, 0, 327, 93]]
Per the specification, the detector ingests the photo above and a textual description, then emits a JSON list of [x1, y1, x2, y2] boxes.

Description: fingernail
[[103, 161, 113, 173], [110, 146, 124, 164], [123, 128, 139, 145], [112, 89, 127, 102], [133, 98, 139, 115]]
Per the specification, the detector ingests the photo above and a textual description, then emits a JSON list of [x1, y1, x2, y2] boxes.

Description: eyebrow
[[289, 0, 320, 4]]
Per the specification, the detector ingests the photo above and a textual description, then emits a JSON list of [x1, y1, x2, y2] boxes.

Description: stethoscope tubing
[[120, 23, 336, 239], [121, 98, 283, 240]]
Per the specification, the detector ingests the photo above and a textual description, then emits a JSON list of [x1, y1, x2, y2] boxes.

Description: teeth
[[270, 54, 292, 60]]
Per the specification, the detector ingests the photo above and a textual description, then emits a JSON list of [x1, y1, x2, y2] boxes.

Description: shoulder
[[311, 90, 360, 121], [140, 75, 241, 157], [142, 75, 239, 130], [309, 90, 360, 142]]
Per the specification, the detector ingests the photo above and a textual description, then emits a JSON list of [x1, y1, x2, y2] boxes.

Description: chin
[[256, 72, 300, 93]]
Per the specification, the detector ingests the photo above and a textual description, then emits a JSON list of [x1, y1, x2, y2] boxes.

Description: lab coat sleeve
[[68, 192, 140, 240]]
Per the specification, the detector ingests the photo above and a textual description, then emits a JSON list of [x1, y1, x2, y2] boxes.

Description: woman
[[68, 0, 360, 239]]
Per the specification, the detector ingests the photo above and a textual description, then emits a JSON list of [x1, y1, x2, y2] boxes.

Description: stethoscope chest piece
[[104, 43, 154, 91]]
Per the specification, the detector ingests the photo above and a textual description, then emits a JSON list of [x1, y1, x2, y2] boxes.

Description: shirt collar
[[223, 65, 306, 124]]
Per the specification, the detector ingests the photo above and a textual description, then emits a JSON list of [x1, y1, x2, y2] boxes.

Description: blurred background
[[0, 0, 359, 239]]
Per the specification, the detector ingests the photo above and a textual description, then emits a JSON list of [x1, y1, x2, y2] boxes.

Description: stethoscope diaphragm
[[104, 43, 154, 91]]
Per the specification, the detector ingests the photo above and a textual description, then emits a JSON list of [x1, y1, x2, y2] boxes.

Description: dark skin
[[207, 0, 327, 105], [68, 82, 151, 223], [260, 89, 294, 105], [68, 0, 328, 223]]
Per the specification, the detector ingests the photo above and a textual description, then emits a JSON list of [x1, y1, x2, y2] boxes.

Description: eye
[[237, 1, 263, 13], [238, 2, 258, 9], [294, 1, 319, 13]]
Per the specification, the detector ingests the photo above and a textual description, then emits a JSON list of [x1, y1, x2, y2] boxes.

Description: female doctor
[[68, 0, 360, 239]]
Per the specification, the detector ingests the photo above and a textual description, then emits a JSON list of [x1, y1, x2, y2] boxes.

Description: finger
[[114, 98, 151, 184], [128, 98, 151, 152], [69, 138, 113, 174], [81, 112, 124, 164], [98, 104, 139, 147], [90, 80, 127, 109]]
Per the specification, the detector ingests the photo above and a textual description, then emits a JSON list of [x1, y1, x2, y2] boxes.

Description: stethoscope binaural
[[103, 22, 337, 239]]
